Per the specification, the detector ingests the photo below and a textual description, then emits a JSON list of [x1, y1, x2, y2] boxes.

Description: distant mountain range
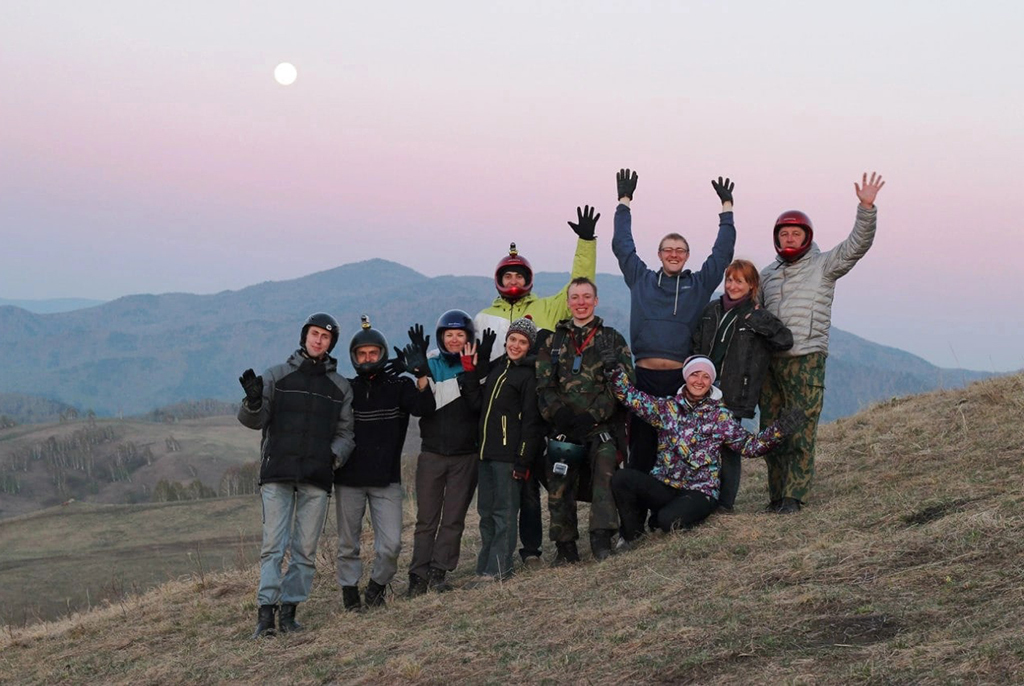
[[0, 259, 994, 422], [0, 297, 106, 314]]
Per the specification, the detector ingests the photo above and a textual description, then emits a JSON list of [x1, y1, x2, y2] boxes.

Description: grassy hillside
[[1, 373, 1022, 683]]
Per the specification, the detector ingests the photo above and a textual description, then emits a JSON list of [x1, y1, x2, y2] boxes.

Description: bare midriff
[[636, 358, 684, 370]]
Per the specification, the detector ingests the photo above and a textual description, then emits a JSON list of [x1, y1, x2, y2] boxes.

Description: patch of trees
[[0, 393, 77, 425], [219, 461, 260, 496], [151, 479, 217, 502], [143, 399, 239, 423]]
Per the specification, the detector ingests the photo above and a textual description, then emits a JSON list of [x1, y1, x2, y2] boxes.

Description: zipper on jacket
[[479, 360, 510, 459], [501, 415, 508, 446]]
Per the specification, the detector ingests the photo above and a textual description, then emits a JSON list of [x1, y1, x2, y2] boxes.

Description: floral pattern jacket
[[610, 370, 786, 499]]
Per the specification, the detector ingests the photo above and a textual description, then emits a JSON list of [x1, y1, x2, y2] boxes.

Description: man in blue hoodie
[[611, 170, 736, 475]]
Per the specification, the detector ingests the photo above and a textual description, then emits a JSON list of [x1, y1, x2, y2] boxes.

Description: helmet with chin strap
[[349, 315, 389, 376], [494, 243, 533, 300], [301, 312, 340, 354], [773, 210, 814, 262]]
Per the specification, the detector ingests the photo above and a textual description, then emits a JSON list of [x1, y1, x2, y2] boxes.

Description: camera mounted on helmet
[[494, 243, 534, 301], [349, 314, 389, 376], [773, 210, 814, 262]]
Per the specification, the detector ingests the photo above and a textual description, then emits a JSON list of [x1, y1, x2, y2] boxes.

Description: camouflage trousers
[[759, 353, 826, 504], [547, 439, 618, 542]]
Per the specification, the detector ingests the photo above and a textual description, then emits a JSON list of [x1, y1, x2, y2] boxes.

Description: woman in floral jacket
[[604, 353, 802, 543]]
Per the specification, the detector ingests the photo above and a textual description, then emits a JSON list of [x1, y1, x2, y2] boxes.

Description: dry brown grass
[[1, 373, 1023, 684]]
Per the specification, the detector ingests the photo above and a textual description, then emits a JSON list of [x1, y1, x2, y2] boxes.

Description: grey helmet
[[349, 315, 389, 376], [300, 312, 340, 354]]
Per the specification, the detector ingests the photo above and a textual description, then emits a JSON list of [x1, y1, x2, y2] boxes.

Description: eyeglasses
[[659, 247, 689, 255]]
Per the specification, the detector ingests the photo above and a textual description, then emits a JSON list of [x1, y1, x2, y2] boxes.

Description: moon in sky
[[274, 62, 297, 86]]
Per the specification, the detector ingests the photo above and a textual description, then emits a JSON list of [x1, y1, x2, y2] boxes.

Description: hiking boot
[[590, 530, 613, 562], [278, 603, 303, 633], [426, 567, 454, 593], [252, 604, 277, 639], [776, 497, 801, 514], [765, 499, 782, 513], [716, 503, 735, 515], [407, 572, 429, 598], [342, 586, 363, 612], [364, 580, 387, 609], [551, 541, 580, 567]]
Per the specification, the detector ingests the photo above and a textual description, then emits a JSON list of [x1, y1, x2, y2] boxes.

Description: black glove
[[711, 176, 735, 204], [408, 323, 430, 357], [512, 460, 531, 481], [552, 407, 577, 437], [402, 342, 430, 379], [596, 332, 620, 374], [776, 407, 806, 436], [568, 412, 598, 440], [477, 328, 497, 366], [383, 347, 408, 377], [618, 168, 634, 201], [238, 369, 263, 409], [616, 168, 638, 201], [567, 205, 600, 241]]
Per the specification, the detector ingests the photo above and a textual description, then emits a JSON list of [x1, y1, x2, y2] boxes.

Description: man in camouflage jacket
[[536, 277, 634, 564]]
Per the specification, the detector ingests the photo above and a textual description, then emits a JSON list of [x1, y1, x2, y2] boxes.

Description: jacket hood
[[288, 349, 338, 373]]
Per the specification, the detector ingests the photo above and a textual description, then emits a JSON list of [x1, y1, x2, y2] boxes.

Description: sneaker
[[522, 555, 544, 571]]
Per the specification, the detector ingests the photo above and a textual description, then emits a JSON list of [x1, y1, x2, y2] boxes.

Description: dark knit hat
[[506, 316, 538, 348]]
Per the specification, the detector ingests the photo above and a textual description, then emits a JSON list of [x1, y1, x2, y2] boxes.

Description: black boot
[[426, 567, 453, 593], [590, 530, 613, 562], [342, 586, 363, 612], [252, 604, 277, 639], [364, 580, 387, 609], [278, 603, 303, 633], [776, 497, 801, 514], [407, 572, 429, 598], [551, 541, 580, 567]]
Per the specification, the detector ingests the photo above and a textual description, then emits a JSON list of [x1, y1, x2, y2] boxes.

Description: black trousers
[[626, 367, 684, 473], [612, 469, 715, 541]]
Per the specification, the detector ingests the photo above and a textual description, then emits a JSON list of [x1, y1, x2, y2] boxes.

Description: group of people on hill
[[237, 168, 886, 638]]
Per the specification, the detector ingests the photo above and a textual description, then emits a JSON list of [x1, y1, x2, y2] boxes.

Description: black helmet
[[300, 312, 340, 354], [435, 309, 475, 359], [349, 315, 389, 376]]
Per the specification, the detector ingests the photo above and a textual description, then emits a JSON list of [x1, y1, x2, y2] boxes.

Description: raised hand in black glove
[[239, 368, 263, 409], [477, 328, 497, 369], [596, 332, 620, 374], [402, 342, 430, 379], [383, 347, 408, 377], [408, 323, 430, 357], [567, 205, 600, 241], [617, 168, 638, 201], [711, 176, 735, 204], [776, 407, 806, 436]]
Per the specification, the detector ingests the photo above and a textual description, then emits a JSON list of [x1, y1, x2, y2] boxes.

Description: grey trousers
[[409, 451, 478, 579], [334, 482, 403, 587]]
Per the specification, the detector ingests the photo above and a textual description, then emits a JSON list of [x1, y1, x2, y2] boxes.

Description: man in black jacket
[[334, 317, 434, 611], [238, 313, 355, 638]]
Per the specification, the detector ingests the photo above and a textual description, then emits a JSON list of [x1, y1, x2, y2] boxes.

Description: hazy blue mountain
[[0, 297, 106, 313], [0, 259, 995, 421]]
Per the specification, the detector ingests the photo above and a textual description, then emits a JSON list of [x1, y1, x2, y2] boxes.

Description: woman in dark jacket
[[470, 317, 544, 581], [691, 259, 793, 511]]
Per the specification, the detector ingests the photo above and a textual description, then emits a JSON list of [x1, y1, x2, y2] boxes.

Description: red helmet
[[494, 243, 533, 300], [773, 210, 814, 262]]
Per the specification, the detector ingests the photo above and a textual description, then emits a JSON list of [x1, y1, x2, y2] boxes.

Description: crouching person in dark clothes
[[238, 313, 355, 638], [334, 316, 434, 612], [603, 353, 803, 545]]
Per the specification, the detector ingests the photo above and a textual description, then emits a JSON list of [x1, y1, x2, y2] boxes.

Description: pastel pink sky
[[2, 2, 1021, 371]]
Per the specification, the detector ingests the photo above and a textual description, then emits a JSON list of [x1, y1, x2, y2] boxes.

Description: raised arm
[[822, 172, 884, 280], [611, 169, 648, 287]]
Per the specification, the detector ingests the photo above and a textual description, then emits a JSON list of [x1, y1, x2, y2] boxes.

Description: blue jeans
[[258, 482, 330, 606]]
